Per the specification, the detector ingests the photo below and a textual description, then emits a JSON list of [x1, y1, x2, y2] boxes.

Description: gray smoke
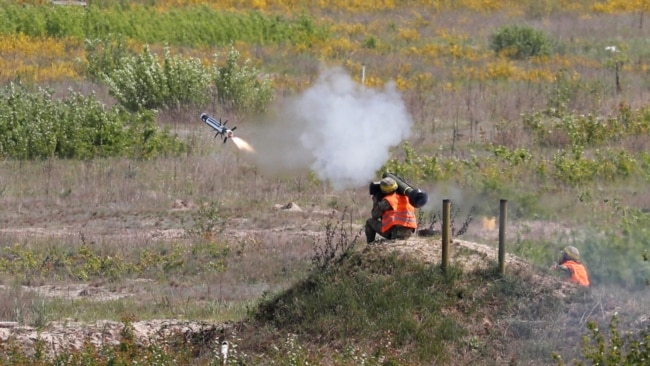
[[249, 67, 413, 190]]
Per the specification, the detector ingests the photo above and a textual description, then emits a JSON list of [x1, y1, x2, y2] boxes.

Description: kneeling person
[[550, 246, 590, 287], [365, 177, 417, 244]]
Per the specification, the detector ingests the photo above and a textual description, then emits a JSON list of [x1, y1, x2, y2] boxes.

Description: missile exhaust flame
[[230, 136, 255, 153]]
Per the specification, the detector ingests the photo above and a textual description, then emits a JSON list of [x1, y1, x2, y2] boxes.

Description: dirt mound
[[369, 236, 577, 298]]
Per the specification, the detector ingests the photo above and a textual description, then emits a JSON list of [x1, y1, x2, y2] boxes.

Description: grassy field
[[1, 0, 650, 364]]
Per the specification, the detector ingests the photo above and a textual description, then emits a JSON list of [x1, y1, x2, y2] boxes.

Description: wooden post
[[498, 199, 507, 276], [441, 199, 451, 273], [615, 61, 621, 95]]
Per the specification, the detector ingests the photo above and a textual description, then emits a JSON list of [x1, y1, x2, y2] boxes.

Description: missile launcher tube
[[368, 173, 428, 208]]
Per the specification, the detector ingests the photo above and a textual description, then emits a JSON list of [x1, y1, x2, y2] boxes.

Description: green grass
[[249, 250, 571, 365], [0, 3, 329, 47]]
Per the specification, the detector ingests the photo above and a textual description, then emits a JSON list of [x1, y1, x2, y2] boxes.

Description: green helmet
[[380, 177, 398, 194], [561, 246, 580, 261]]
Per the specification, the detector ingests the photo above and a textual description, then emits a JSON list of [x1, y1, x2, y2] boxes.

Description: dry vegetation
[[1, 0, 650, 365]]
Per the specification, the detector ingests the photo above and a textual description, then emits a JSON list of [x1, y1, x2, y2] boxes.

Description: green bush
[[104, 45, 213, 112], [489, 25, 553, 59], [0, 83, 185, 160], [124, 109, 187, 160], [103, 45, 274, 115], [102, 46, 274, 113], [83, 35, 133, 82], [213, 46, 275, 115]]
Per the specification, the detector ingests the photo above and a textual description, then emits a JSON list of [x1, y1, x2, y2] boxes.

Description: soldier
[[550, 246, 590, 287], [365, 177, 417, 244]]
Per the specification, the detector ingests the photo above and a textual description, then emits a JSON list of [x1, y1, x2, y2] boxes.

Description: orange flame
[[231, 136, 255, 153]]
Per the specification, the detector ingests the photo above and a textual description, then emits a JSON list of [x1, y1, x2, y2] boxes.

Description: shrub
[[213, 45, 275, 116], [83, 35, 132, 82], [0, 83, 185, 160], [104, 45, 213, 112], [489, 25, 553, 60], [104, 45, 274, 116]]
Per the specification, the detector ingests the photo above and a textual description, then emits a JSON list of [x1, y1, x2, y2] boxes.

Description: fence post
[[441, 199, 451, 273], [498, 199, 507, 276]]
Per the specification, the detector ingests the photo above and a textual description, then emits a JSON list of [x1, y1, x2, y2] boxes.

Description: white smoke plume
[[249, 67, 413, 190]]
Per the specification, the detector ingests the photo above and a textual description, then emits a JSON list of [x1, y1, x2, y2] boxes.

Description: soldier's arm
[[550, 264, 572, 276], [371, 199, 392, 219]]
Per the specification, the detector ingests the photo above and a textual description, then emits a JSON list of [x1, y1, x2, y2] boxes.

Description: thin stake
[[498, 199, 507, 276], [442, 199, 451, 273]]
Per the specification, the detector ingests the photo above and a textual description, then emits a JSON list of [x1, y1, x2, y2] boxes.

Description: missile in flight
[[200, 113, 236, 143]]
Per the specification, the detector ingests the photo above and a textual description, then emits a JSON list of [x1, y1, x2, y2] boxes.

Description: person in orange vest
[[365, 177, 418, 244], [550, 246, 590, 287]]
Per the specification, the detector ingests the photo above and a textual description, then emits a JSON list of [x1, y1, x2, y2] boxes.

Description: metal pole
[[498, 199, 507, 276], [442, 199, 451, 273]]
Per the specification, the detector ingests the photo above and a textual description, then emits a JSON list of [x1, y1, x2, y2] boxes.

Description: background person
[[550, 246, 590, 287], [365, 177, 417, 244]]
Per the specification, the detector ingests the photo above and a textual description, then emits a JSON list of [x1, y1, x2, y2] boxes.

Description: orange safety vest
[[381, 193, 418, 234], [563, 261, 590, 287]]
